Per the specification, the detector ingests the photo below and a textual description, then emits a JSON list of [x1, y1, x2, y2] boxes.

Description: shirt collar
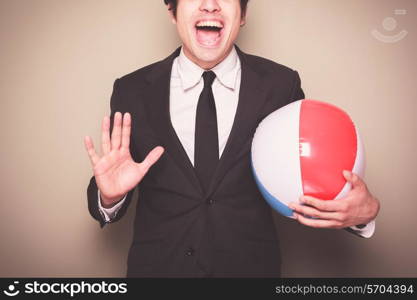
[[177, 46, 240, 91]]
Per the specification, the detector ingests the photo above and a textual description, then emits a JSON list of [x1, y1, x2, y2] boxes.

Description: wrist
[[100, 193, 124, 208]]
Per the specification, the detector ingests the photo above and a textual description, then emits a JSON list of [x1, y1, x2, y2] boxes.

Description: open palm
[[84, 112, 164, 206]]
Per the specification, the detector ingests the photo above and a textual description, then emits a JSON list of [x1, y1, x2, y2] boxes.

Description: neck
[[182, 46, 233, 70]]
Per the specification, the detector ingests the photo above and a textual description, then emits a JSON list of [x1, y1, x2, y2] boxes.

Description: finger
[[343, 170, 364, 189], [299, 195, 343, 212], [288, 202, 342, 221], [121, 112, 131, 150], [111, 112, 122, 150], [140, 146, 165, 173], [84, 136, 100, 166], [294, 212, 342, 229], [101, 115, 111, 155]]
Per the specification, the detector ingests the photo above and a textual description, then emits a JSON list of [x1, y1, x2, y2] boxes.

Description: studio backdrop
[[0, 0, 416, 277]]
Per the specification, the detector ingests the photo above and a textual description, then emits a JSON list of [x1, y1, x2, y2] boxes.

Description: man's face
[[170, 0, 245, 69]]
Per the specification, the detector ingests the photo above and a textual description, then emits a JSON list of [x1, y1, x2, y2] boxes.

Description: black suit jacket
[[87, 46, 306, 277]]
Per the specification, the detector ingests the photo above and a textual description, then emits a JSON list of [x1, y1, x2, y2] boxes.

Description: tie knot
[[202, 71, 216, 88]]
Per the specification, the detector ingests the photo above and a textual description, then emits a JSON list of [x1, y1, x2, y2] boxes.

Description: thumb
[[140, 146, 165, 172], [343, 170, 363, 188]]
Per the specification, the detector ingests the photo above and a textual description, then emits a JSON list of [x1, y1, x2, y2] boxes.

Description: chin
[[188, 41, 232, 68], [197, 48, 224, 62]]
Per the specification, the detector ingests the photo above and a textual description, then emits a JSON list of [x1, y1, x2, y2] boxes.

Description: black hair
[[164, 0, 249, 18]]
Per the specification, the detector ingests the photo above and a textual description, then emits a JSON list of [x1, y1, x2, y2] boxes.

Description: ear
[[167, 4, 176, 24]]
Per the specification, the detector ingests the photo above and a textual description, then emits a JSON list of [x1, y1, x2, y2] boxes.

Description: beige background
[[0, 0, 416, 277]]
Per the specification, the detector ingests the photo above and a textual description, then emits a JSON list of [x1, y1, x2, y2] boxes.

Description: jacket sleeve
[[86, 78, 139, 228], [289, 70, 305, 102]]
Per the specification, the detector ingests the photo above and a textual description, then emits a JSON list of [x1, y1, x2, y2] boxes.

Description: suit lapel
[[144, 47, 203, 195]]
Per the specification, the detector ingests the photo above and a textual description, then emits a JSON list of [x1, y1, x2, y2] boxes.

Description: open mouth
[[195, 20, 224, 47]]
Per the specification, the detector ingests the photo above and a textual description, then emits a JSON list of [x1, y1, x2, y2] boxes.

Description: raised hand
[[84, 112, 164, 208]]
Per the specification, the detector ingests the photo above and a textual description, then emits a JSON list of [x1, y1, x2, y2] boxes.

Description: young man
[[84, 0, 379, 277]]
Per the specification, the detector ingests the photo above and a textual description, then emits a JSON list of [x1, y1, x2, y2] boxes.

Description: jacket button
[[207, 198, 215, 205], [185, 247, 195, 256]]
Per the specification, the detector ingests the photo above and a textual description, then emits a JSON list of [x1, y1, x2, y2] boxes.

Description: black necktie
[[194, 71, 219, 193]]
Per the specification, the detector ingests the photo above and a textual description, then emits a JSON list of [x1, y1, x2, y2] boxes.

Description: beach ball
[[251, 99, 365, 217]]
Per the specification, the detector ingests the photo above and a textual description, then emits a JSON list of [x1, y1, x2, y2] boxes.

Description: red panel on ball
[[299, 100, 357, 200]]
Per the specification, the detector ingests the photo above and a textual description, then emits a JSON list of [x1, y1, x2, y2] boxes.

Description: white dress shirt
[[97, 46, 375, 238]]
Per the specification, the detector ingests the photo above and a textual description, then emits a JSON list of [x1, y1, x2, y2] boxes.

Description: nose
[[199, 0, 221, 13]]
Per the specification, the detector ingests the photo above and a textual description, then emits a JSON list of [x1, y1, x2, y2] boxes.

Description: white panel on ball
[[251, 100, 303, 217]]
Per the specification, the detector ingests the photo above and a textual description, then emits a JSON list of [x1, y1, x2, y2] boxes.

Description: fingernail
[[343, 170, 351, 178]]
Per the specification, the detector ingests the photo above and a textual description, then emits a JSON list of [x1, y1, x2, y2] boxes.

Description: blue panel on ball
[[251, 160, 294, 217]]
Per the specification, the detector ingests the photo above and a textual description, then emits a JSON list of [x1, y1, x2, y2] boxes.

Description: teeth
[[196, 20, 223, 28]]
